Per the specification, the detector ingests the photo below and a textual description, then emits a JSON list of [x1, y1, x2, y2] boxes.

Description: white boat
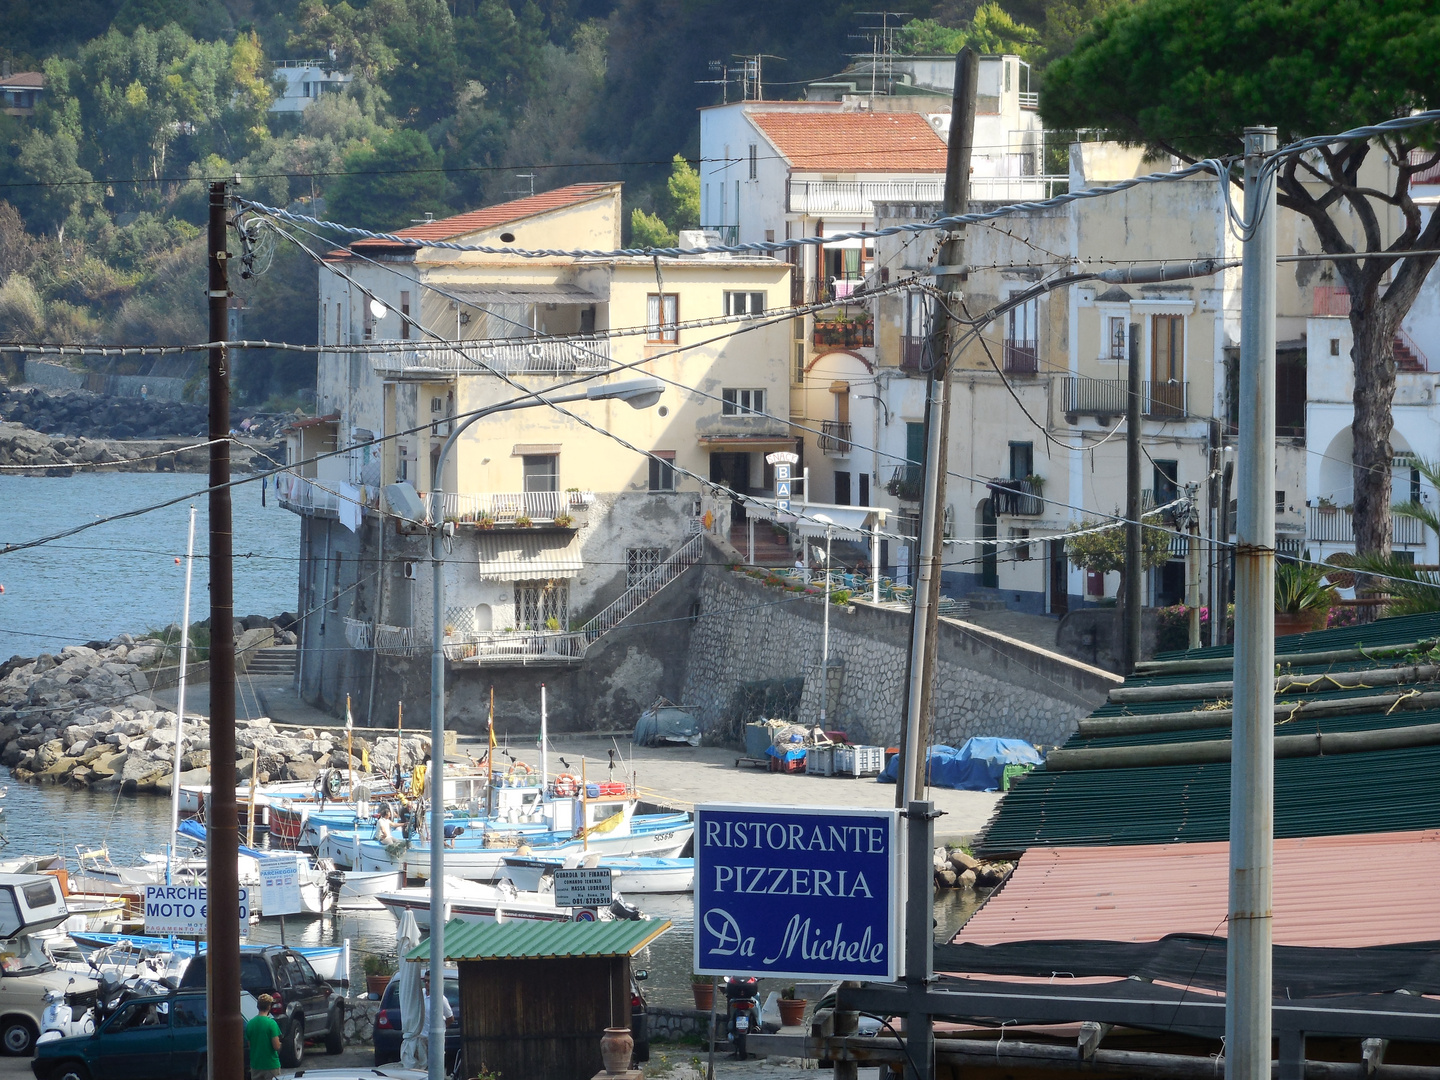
[[374, 876, 577, 930], [68, 933, 352, 986], [323, 866, 405, 910], [501, 854, 694, 895]]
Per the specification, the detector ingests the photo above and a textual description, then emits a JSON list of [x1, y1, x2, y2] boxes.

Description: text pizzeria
[[703, 821, 888, 854], [714, 865, 874, 897]]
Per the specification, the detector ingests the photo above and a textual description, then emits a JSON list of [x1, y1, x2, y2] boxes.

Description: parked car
[[31, 990, 215, 1080], [178, 946, 344, 1066], [372, 972, 460, 1068], [631, 969, 649, 1064], [0, 936, 97, 1057]]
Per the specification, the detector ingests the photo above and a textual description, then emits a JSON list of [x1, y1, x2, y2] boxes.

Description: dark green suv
[[31, 991, 212, 1080]]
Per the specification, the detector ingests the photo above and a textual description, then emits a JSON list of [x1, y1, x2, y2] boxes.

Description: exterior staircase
[[1394, 335, 1425, 372], [580, 533, 707, 644], [730, 519, 795, 567], [245, 645, 297, 676]]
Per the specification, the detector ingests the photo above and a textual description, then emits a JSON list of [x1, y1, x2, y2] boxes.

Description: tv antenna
[[852, 11, 910, 97], [732, 53, 785, 101], [506, 173, 537, 198], [696, 58, 731, 104]]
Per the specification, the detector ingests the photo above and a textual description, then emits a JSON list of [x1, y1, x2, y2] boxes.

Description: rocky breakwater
[[934, 845, 1013, 891], [0, 421, 206, 473], [0, 636, 426, 794]]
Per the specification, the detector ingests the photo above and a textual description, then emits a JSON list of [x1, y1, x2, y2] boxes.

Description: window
[[1012, 527, 1031, 560], [722, 388, 766, 416], [515, 580, 569, 630], [647, 293, 678, 343], [1004, 296, 1039, 373], [397, 444, 409, 483], [1153, 459, 1179, 507], [724, 291, 765, 316], [648, 451, 676, 492], [627, 547, 663, 587], [400, 290, 411, 341], [1150, 314, 1185, 417], [1009, 442, 1034, 480], [1330, 337, 1341, 356], [748, 144, 758, 180], [172, 996, 207, 1028], [522, 454, 558, 493], [1275, 490, 1286, 514], [904, 421, 925, 486], [1108, 316, 1128, 360], [362, 299, 374, 341], [835, 471, 851, 506], [336, 304, 343, 346]]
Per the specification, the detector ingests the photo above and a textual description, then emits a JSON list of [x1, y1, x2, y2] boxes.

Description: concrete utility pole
[[1184, 482, 1202, 650], [206, 180, 243, 1080], [1124, 323, 1143, 673], [1228, 126, 1277, 1080], [898, 48, 977, 807]]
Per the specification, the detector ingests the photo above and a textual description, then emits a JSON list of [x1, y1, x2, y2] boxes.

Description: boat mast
[[168, 505, 198, 882], [540, 683, 548, 792]]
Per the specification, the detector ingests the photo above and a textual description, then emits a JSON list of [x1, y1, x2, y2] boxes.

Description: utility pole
[[1124, 323, 1143, 673], [898, 48, 976, 808], [206, 180, 242, 1080], [1228, 126, 1277, 1080], [1184, 482, 1202, 649]]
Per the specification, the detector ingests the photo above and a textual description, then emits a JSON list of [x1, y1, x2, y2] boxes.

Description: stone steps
[[246, 645, 296, 675]]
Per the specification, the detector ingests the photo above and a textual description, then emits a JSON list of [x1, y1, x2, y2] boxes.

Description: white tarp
[[397, 909, 426, 1070]]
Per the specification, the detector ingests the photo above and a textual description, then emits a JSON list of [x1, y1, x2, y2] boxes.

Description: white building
[[270, 60, 352, 113]]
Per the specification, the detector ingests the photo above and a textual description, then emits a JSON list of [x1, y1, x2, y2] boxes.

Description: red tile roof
[[953, 830, 1440, 949], [749, 111, 947, 173], [0, 72, 43, 89], [352, 183, 617, 248]]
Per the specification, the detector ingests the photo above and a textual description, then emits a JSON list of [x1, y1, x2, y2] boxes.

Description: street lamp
[[813, 513, 836, 728], [425, 377, 663, 1080]]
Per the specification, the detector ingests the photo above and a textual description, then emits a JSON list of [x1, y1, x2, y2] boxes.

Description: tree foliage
[[1065, 517, 1171, 576], [896, 6, 1040, 60], [1041, 0, 1440, 561], [327, 127, 448, 230]]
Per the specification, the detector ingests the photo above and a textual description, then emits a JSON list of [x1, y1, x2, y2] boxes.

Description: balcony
[[372, 336, 612, 378], [789, 179, 944, 215], [813, 318, 874, 349], [987, 477, 1045, 516], [1307, 507, 1426, 546], [1003, 340, 1039, 374], [901, 334, 927, 372], [275, 473, 345, 517], [1062, 377, 1190, 421], [444, 630, 587, 666], [427, 490, 587, 526], [818, 421, 853, 455], [886, 467, 923, 502]]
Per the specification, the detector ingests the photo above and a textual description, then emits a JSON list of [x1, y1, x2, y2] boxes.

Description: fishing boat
[[501, 854, 695, 895], [322, 866, 405, 910], [67, 933, 351, 985], [172, 820, 329, 915], [373, 876, 577, 930]]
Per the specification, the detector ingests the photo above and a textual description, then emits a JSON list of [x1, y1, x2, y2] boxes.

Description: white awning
[[476, 532, 584, 580], [448, 284, 604, 306], [789, 503, 888, 541]]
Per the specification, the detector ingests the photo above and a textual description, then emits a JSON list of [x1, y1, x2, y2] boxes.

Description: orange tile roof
[[953, 830, 1440, 949], [0, 72, 43, 89], [750, 111, 947, 173], [352, 183, 617, 248]]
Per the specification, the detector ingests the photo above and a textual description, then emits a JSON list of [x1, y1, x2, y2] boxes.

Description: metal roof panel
[[407, 918, 672, 961]]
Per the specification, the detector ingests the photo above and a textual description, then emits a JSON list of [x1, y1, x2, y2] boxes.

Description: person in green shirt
[[245, 993, 283, 1080]]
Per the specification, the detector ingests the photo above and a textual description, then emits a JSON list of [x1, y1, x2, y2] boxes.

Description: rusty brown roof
[[352, 183, 617, 248]]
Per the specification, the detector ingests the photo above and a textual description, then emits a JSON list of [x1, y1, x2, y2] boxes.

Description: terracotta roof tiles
[[749, 111, 947, 173], [352, 183, 616, 248]]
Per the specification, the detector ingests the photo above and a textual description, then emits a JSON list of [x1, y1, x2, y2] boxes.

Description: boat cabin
[[0, 874, 70, 937]]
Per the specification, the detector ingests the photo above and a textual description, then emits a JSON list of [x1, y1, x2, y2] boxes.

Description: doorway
[[710, 452, 751, 522], [1048, 538, 1068, 615], [979, 499, 998, 589]]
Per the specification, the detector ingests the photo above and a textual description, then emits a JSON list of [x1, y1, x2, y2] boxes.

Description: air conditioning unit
[[403, 561, 419, 580]]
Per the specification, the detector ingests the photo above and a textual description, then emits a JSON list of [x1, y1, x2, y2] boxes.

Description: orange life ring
[[507, 761, 534, 775], [552, 773, 577, 796]]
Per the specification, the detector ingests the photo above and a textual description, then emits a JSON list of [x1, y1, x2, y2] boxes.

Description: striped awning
[[476, 532, 584, 580]]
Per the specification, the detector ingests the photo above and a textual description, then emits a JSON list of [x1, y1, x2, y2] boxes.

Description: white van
[[0, 874, 98, 1054]]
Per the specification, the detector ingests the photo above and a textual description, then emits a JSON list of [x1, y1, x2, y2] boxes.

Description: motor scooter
[[723, 976, 759, 1059], [38, 980, 95, 1044]]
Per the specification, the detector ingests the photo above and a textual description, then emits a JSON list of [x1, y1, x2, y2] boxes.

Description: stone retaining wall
[[681, 564, 1119, 748], [648, 1005, 717, 1043], [344, 996, 381, 1044]]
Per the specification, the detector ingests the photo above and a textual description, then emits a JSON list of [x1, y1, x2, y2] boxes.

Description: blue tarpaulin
[[877, 737, 1042, 791]]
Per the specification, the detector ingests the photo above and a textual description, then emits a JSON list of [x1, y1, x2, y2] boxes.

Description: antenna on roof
[[852, 11, 910, 99], [731, 53, 785, 101], [695, 58, 730, 105], [505, 173, 537, 198], [410, 212, 435, 224]]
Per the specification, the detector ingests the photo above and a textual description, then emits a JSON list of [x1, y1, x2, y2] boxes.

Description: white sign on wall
[[555, 868, 613, 908], [259, 856, 305, 917], [143, 885, 250, 938]]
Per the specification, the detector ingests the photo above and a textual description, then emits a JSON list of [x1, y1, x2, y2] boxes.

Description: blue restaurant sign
[[693, 804, 901, 982]]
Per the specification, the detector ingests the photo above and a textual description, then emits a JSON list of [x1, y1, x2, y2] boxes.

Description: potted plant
[[1024, 473, 1045, 494], [553, 512, 575, 528], [1316, 496, 1337, 515], [544, 616, 561, 632], [777, 987, 807, 1026], [513, 513, 533, 528], [1275, 561, 1337, 636], [691, 973, 714, 1011], [363, 954, 396, 998], [477, 512, 496, 530]]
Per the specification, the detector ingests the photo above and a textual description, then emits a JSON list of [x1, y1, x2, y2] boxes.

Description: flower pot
[[366, 973, 391, 998], [600, 1026, 634, 1074], [692, 981, 714, 1011], [1275, 610, 1326, 638], [778, 998, 808, 1026]]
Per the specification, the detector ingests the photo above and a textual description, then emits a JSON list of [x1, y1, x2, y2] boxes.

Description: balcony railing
[[275, 473, 343, 516], [819, 420, 853, 455], [901, 334, 927, 372], [427, 490, 571, 524], [444, 630, 587, 665], [813, 319, 874, 349], [789, 178, 944, 215], [887, 467, 923, 501], [1003, 340, 1039, 374], [1307, 507, 1426, 546], [987, 477, 1044, 516], [698, 224, 738, 245], [372, 336, 612, 377], [1063, 377, 1190, 420]]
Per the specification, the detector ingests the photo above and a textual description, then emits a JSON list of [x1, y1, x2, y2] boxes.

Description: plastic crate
[[805, 746, 835, 776], [833, 745, 884, 777]]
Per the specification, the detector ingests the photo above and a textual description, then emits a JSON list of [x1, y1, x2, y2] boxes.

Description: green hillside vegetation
[[0, 0, 1130, 402]]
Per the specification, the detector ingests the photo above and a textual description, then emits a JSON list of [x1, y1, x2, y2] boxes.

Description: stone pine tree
[[1041, 0, 1440, 561]]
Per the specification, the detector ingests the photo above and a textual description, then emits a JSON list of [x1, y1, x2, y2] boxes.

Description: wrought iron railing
[[901, 334, 927, 372], [275, 473, 343, 515], [1003, 340, 1039, 374], [813, 318, 874, 348], [987, 478, 1044, 516], [343, 617, 372, 650], [374, 624, 429, 657], [372, 336, 612, 377], [428, 490, 567, 524], [887, 467, 923, 501], [819, 420, 853, 454], [1062, 377, 1190, 420]]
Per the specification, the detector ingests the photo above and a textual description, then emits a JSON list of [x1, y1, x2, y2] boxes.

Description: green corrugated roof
[[976, 610, 1440, 857], [406, 917, 672, 962]]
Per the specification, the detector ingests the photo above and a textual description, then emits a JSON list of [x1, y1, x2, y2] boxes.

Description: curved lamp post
[[426, 377, 663, 1080]]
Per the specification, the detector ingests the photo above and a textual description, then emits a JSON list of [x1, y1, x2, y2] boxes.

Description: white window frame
[[724, 291, 765, 317], [722, 388, 766, 416]]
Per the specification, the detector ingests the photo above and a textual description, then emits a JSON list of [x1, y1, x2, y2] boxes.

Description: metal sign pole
[[904, 799, 937, 1080]]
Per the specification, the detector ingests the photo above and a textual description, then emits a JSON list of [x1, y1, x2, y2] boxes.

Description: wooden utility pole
[[897, 48, 978, 806], [206, 180, 243, 1080]]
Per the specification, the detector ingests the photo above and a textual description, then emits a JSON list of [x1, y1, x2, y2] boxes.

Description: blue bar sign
[[693, 804, 901, 981]]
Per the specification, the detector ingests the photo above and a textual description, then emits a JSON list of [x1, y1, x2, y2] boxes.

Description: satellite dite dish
[[369, 297, 389, 320]]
